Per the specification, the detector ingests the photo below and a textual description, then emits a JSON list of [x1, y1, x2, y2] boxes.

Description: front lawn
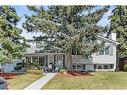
[[7, 74, 42, 89], [42, 72, 127, 89]]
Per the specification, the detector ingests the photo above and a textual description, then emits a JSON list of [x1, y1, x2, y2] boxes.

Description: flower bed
[[57, 71, 94, 77], [0, 72, 18, 79]]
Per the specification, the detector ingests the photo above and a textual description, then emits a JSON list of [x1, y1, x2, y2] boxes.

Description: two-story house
[[24, 32, 119, 72]]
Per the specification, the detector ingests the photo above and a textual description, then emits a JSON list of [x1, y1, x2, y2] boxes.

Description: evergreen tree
[[110, 6, 127, 57], [23, 6, 109, 69], [0, 6, 29, 63]]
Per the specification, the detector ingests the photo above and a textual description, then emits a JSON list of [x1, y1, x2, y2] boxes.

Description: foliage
[[27, 70, 43, 75], [0, 6, 29, 63], [123, 64, 127, 72], [23, 6, 109, 69], [14, 62, 25, 71], [110, 6, 127, 57], [23, 6, 109, 55], [59, 68, 68, 73]]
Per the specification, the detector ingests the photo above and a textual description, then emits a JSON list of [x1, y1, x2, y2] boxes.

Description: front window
[[39, 57, 44, 66], [97, 65, 103, 69], [32, 56, 38, 63], [72, 65, 82, 70], [103, 65, 109, 69], [96, 64, 113, 69], [110, 64, 114, 69], [73, 65, 76, 69], [25, 56, 31, 63], [77, 65, 82, 69]]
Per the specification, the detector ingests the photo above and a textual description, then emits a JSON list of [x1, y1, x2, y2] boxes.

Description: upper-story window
[[72, 48, 80, 55], [99, 46, 110, 55]]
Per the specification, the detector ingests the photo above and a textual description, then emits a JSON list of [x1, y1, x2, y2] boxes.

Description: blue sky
[[12, 5, 115, 39]]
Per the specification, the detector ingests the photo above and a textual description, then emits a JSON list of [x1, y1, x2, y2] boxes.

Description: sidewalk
[[24, 73, 56, 90]]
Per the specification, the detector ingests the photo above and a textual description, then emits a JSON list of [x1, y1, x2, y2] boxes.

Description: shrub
[[123, 64, 127, 72], [59, 68, 68, 74], [27, 70, 43, 75]]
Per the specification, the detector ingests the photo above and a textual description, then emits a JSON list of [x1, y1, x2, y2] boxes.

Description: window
[[32, 56, 38, 63], [96, 64, 113, 69], [56, 55, 63, 62], [39, 57, 44, 66], [99, 50, 104, 55], [73, 65, 76, 69], [97, 65, 103, 69], [99, 46, 110, 55], [72, 48, 80, 55], [105, 46, 110, 55], [103, 65, 109, 69], [77, 65, 82, 69], [25, 56, 31, 63], [110, 64, 114, 69], [72, 49, 77, 55]]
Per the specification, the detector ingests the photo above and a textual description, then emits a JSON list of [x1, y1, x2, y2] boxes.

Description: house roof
[[25, 52, 64, 56], [97, 35, 119, 46], [25, 45, 37, 53], [26, 35, 119, 54]]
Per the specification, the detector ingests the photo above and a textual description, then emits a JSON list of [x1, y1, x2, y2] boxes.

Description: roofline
[[24, 53, 64, 56], [97, 35, 119, 46]]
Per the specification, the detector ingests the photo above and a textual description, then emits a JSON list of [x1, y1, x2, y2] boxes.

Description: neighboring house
[[24, 33, 119, 72]]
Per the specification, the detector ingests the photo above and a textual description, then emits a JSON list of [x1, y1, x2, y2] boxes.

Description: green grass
[[42, 72, 127, 89], [7, 74, 42, 89]]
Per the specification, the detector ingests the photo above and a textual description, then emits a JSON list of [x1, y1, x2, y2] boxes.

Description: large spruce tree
[[0, 6, 29, 63], [23, 6, 109, 69], [110, 6, 127, 57]]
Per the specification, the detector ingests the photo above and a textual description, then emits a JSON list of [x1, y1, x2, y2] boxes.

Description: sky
[[12, 5, 116, 39]]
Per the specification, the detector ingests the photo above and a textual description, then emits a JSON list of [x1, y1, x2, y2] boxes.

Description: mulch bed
[[57, 71, 94, 77], [0, 72, 18, 79]]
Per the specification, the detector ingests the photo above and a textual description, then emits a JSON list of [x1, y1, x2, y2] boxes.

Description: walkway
[[24, 73, 57, 90]]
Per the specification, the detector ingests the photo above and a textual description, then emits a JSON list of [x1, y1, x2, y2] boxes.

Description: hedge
[[123, 64, 127, 72], [27, 70, 43, 75]]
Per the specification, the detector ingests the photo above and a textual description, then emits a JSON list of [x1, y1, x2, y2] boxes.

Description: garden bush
[[59, 68, 68, 74], [27, 70, 43, 75], [123, 64, 127, 72]]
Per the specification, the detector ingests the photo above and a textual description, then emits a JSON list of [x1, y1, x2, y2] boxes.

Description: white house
[[24, 32, 118, 72]]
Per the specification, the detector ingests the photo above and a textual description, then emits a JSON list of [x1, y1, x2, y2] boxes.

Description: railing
[[72, 55, 93, 64]]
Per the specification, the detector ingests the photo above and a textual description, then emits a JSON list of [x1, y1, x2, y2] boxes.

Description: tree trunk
[[66, 52, 73, 71]]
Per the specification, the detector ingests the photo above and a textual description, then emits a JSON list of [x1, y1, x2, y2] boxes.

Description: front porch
[[24, 53, 65, 71]]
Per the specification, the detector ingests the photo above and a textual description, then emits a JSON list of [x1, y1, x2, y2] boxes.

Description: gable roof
[[97, 35, 119, 46], [26, 45, 36, 53], [26, 35, 119, 54]]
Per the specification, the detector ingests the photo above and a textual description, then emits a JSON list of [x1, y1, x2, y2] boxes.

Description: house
[[24, 33, 119, 72]]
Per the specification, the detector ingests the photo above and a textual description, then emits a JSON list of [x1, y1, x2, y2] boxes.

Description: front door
[[83, 64, 86, 71], [48, 55, 54, 71]]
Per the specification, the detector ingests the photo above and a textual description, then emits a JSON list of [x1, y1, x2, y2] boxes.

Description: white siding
[[72, 55, 93, 64], [92, 33, 116, 70]]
